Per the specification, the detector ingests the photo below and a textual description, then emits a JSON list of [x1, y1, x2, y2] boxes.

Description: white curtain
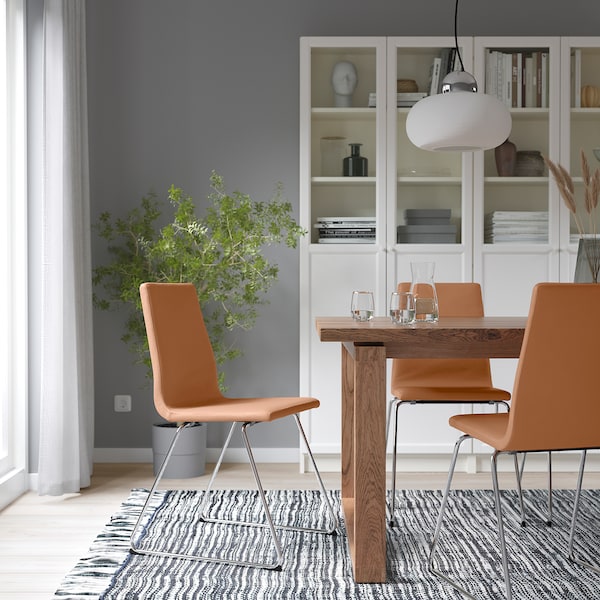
[[37, 0, 94, 495]]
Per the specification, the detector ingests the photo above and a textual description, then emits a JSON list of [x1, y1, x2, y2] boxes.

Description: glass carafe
[[410, 261, 439, 322]]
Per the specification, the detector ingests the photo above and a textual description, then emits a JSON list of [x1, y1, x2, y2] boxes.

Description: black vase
[[343, 143, 368, 177]]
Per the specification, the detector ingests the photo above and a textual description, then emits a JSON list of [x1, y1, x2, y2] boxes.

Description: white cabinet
[[299, 37, 473, 462], [299, 36, 600, 468]]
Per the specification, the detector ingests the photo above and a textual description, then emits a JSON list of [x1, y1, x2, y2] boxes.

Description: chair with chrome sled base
[[387, 282, 513, 527], [130, 282, 338, 570], [429, 283, 600, 599]]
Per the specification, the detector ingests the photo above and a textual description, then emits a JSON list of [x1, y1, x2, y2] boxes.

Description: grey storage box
[[397, 224, 457, 244]]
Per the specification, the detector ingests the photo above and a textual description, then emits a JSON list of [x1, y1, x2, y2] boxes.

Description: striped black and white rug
[[53, 488, 600, 599]]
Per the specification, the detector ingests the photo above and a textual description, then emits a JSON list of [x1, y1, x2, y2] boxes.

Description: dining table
[[315, 315, 527, 583]]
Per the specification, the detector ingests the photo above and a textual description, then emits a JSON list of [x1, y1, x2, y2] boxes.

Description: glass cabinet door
[[301, 38, 386, 248], [387, 37, 473, 287], [560, 38, 600, 280], [473, 37, 561, 316]]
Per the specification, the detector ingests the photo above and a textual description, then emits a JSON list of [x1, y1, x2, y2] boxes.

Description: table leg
[[341, 343, 387, 583]]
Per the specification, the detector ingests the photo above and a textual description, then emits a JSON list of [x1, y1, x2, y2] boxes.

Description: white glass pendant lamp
[[406, 1, 512, 152]]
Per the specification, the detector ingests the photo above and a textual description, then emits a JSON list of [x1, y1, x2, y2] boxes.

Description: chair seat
[[393, 386, 511, 402], [449, 413, 510, 449], [159, 396, 320, 424]]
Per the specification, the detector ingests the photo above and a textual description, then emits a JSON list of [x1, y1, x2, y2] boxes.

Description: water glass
[[389, 291, 415, 324], [351, 291, 374, 321]]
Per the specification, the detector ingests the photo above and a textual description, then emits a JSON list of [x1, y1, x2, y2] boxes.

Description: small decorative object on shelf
[[581, 84, 600, 108], [494, 138, 517, 176], [545, 150, 600, 282], [515, 150, 545, 177], [343, 143, 368, 176], [320, 136, 346, 176], [397, 78, 418, 93], [331, 61, 358, 107]]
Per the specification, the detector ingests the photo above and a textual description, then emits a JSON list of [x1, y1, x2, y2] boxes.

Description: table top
[[315, 316, 527, 359]]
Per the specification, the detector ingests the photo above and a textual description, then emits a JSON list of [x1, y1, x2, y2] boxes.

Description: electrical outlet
[[114, 394, 132, 412]]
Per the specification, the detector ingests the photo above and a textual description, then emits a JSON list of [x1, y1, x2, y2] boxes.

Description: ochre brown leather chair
[[387, 282, 512, 525], [429, 283, 600, 599], [130, 282, 337, 570]]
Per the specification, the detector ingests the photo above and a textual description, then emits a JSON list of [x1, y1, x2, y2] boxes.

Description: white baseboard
[[303, 451, 600, 474], [0, 468, 28, 510], [93, 448, 600, 474], [93, 447, 301, 464]]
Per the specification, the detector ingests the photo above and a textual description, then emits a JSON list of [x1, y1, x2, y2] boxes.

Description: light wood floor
[[1, 462, 597, 599]]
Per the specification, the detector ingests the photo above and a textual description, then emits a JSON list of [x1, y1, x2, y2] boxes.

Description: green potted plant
[[93, 170, 306, 476]]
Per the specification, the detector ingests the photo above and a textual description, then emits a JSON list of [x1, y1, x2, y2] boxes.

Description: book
[[438, 48, 451, 94], [428, 57, 442, 96], [541, 52, 549, 108], [524, 53, 535, 107], [572, 48, 582, 108], [368, 92, 427, 108]]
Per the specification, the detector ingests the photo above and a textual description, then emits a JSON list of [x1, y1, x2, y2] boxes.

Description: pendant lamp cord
[[454, 0, 465, 72]]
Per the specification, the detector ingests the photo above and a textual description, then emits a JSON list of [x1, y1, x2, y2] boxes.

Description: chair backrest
[[140, 282, 223, 421], [391, 282, 493, 391], [499, 283, 600, 452]]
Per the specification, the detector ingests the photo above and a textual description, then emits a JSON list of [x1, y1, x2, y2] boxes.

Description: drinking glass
[[389, 291, 415, 324], [351, 291, 374, 321]]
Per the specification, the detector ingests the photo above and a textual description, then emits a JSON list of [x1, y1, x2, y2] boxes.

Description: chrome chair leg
[[131, 417, 337, 571], [518, 450, 553, 526], [428, 434, 477, 599], [568, 450, 600, 573], [547, 451, 553, 525], [387, 399, 515, 528], [388, 399, 402, 527], [491, 451, 513, 600], [294, 414, 339, 535], [429, 437, 516, 600]]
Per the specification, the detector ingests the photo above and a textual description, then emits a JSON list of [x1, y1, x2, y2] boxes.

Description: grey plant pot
[[152, 422, 207, 478]]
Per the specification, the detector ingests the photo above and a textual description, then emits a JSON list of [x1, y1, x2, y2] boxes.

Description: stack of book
[[397, 209, 456, 244], [368, 92, 427, 108], [484, 49, 549, 108], [314, 217, 376, 244], [484, 211, 548, 243]]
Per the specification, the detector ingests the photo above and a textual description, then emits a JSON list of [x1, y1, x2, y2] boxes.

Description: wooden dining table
[[315, 315, 527, 583]]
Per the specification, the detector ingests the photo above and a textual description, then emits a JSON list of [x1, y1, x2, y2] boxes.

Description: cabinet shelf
[[311, 108, 375, 120], [397, 176, 462, 185], [509, 108, 550, 121], [484, 176, 548, 185], [312, 176, 376, 184], [571, 108, 600, 120]]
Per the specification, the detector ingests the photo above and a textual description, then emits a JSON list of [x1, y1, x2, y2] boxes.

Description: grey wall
[[85, 0, 600, 452]]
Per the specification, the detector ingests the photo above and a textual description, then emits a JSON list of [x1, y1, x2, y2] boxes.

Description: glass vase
[[343, 143, 368, 177], [410, 261, 439, 322]]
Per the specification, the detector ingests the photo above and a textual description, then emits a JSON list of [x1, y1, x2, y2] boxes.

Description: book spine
[[536, 51, 543, 107], [541, 51, 549, 108], [573, 48, 582, 108], [525, 54, 534, 108], [487, 50, 499, 98], [429, 57, 441, 96], [504, 52, 512, 107], [437, 48, 450, 94]]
